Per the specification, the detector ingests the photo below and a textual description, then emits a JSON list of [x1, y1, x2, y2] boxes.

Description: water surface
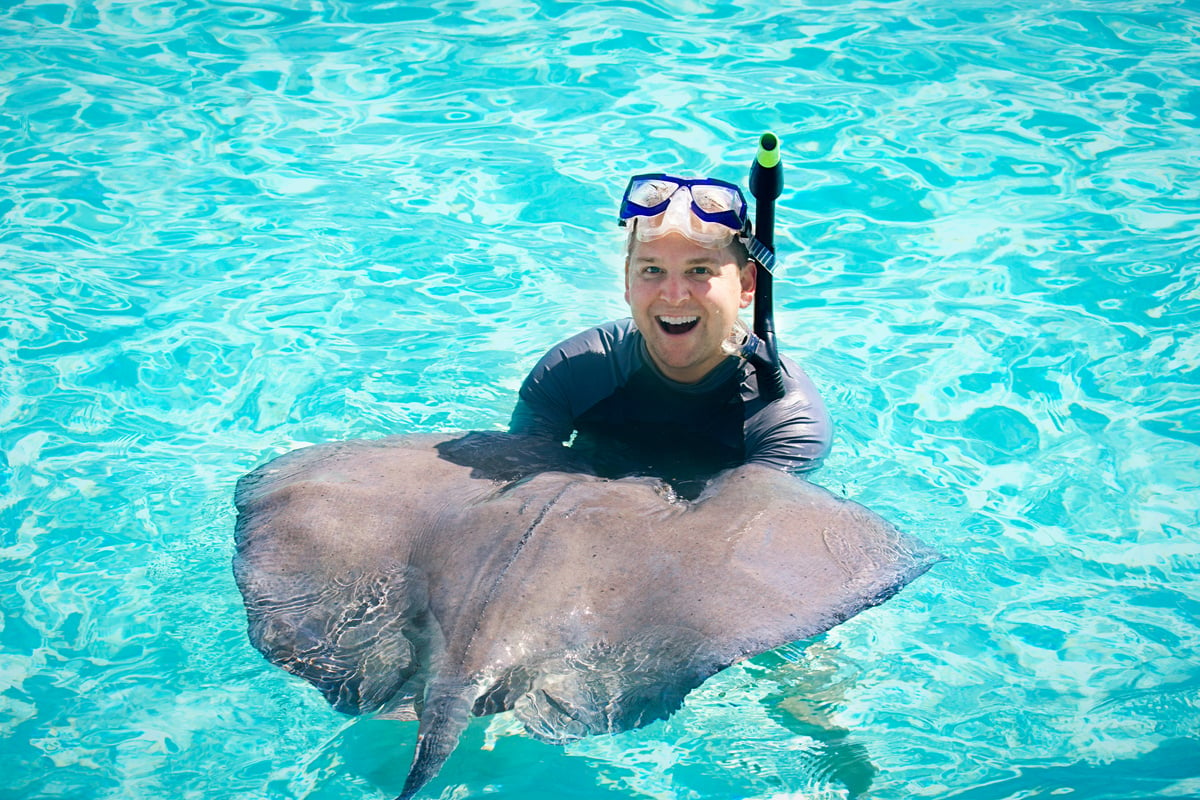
[[2, 0, 1199, 798]]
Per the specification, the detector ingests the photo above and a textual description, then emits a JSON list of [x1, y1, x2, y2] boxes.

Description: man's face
[[624, 232, 755, 384]]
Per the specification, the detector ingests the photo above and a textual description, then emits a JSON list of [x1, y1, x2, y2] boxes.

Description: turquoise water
[[3, 0, 1199, 797]]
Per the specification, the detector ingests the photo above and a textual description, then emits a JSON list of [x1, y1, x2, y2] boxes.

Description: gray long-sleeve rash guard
[[509, 318, 832, 494]]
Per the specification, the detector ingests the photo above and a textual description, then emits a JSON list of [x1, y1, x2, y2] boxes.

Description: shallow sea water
[[3, 0, 1199, 798]]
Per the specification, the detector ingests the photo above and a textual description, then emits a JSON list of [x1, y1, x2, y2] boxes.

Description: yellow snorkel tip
[[756, 132, 781, 169], [750, 132, 782, 203]]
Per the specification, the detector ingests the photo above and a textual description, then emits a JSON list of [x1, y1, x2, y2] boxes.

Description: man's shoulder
[[747, 352, 826, 416], [515, 319, 644, 429], [539, 318, 640, 364], [570, 318, 638, 348], [740, 350, 833, 472]]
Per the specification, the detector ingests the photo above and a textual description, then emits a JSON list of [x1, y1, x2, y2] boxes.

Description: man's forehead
[[630, 244, 737, 266], [633, 252, 726, 263]]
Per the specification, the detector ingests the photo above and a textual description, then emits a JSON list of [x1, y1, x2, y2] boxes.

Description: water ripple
[[2, 0, 1200, 798]]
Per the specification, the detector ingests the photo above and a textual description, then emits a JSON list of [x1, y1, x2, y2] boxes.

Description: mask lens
[[627, 178, 681, 209], [690, 185, 739, 214]]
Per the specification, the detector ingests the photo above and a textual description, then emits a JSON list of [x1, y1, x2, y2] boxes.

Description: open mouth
[[657, 315, 699, 335]]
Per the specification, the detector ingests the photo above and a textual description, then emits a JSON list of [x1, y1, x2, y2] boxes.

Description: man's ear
[[740, 260, 757, 308], [623, 257, 631, 304]]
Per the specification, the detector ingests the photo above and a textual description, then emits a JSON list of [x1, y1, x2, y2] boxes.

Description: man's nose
[[659, 273, 690, 304]]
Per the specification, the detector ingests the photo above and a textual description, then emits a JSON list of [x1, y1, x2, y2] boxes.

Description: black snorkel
[[742, 132, 786, 402]]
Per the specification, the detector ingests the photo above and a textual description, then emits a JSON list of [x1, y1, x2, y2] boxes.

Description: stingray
[[232, 431, 940, 799]]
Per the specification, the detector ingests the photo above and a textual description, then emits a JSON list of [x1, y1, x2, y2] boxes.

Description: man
[[509, 172, 831, 497]]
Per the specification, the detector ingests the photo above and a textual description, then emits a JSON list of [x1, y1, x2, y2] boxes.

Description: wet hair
[[727, 235, 752, 268]]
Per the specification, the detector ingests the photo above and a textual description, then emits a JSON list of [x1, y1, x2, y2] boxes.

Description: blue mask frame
[[618, 173, 750, 233]]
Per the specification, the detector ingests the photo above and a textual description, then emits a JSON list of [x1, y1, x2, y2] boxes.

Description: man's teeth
[[658, 316, 699, 325]]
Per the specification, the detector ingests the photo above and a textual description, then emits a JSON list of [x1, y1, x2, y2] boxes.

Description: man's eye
[[690, 266, 712, 276]]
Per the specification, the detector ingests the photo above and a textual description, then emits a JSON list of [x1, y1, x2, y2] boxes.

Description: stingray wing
[[232, 434, 484, 717], [676, 463, 941, 662], [454, 463, 940, 743]]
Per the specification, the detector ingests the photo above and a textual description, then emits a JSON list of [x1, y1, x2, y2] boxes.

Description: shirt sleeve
[[742, 356, 833, 474], [508, 350, 577, 441], [508, 321, 634, 442]]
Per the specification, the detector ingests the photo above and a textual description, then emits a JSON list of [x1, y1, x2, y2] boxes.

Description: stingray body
[[233, 432, 940, 799]]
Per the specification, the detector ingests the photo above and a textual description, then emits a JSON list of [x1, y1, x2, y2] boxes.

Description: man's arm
[[508, 320, 638, 442], [742, 357, 833, 474]]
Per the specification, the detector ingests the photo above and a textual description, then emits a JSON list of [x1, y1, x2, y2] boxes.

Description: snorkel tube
[[743, 133, 786, 402]]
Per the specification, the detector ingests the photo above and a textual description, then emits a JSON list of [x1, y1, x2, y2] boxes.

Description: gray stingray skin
[[232, 432, 940, 799]]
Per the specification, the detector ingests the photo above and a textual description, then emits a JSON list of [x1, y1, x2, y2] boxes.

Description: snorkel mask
[[618, 173, 751, 249]]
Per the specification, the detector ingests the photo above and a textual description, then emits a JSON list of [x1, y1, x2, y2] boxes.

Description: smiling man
[[509, 172, 831, 496]]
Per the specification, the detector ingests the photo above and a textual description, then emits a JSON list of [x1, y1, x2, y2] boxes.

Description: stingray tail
[[396, 683, 474, 800]]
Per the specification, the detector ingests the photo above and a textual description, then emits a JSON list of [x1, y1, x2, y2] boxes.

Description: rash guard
[[509, 318, 832, 495]]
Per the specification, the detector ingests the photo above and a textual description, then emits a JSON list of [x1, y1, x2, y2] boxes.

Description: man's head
[[619, 173, 757, 383]]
